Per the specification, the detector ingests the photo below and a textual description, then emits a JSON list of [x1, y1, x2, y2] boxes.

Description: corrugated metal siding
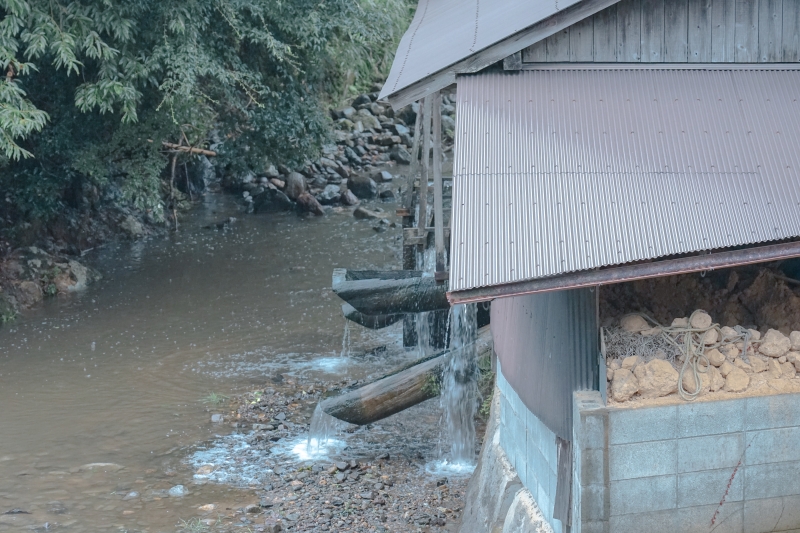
[[379, 0, 581, 100], [491, 288, 598, 440], [450, 68, 800, 292]]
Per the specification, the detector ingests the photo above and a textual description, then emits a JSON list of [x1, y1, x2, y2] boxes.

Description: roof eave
[[381, 0, 620, 109], [447, 241, 800, 305]]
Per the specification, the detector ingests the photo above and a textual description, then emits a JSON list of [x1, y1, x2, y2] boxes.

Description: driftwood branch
[[161, 142, 217, 157]]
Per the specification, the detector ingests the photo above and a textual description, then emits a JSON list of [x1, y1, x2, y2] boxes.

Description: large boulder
[[355, 109, 381, 131], [348, 175, 377, 199], [296, 192, 325, 216], [120, 215, 144, 238], [621, 315, 648, 333], [284, 172, 307, 201], [389, 145, 412, 165], [634, 359, 678, 398], [252, 189, 293, 213]]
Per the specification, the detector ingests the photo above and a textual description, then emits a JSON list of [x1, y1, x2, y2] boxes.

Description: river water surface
[[0, 191, 410, 532]]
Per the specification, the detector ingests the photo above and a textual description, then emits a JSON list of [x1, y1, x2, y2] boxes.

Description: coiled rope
[[618, 311, 762, 401]]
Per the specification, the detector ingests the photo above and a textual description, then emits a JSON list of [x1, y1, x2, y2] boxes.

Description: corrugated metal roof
[[379, 0, 582, 103], [449, 67, 800, 293]]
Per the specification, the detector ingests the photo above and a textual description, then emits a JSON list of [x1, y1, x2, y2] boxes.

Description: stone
[[196, 465, 215, 475], [198, 504, 216, 512], [720, 326, 738, 341], [671, 317, 689, 328], [791, 331, 800, 351], [353, 94, 371, 106], [317, 184, 341, 204], [16, 281, 43, 306], [265, 164, 280, 178], [355, 109, 381, 130], [341, 106, 357, 119], [379, 189, 396, 202], [682, 369, 708, 396], [767, 359, 784, 379], [621, 355, 641, 370], [702, 329, 719, 345], [607, 368, 614, 381], [296, 192, 325, 216], [389, 145, 412, 165], [781, 361, 797, 378], [245, 504, 260, 513], [264, 522, 282, 533], [705, 349, 726, 367], [269, 178, 285, 189], [284, 172, 306, 200], [759, 329, 792, 358], [788, 352, 800, 372], [608, 359, 621, 371], [611, 368, 639, 401], [748, 329, 762, 341], [724, 367, 750, 392], [721, 344, 740, 360], [360, 491, 374, 500], [120, 215, 144, 238], [634, 359, 679, 398], [750, 357, 768, 373], [348, 175, 378, 199], [168, 485, 188, 497], [719, 360, 734, 377], [372, 170, 393, 183], [340, 189, 359, 206], [211, 414, 223, 423], [253, 189, 293, 213], [734, 358, 752, 373], [122, 491, 139, 501], [621, 315, 649, 333], [640, 326, 662, 337], [353, 207, 383, 220], [709, 366, 725, 392], [392, 123, 410, 136], [690, 311, 713, 329]]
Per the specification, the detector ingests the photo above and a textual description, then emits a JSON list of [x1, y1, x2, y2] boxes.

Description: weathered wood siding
[[522, 0, 800, 63]]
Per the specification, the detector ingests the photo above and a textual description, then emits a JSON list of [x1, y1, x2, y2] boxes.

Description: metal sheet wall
[[491, 288, 598, 440]]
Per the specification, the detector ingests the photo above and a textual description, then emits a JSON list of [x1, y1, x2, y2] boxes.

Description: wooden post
[[431, 91, 446, 277], [417, 96, 432, 233], [402, 104, 424, 215], [402, 103, 425, 347]]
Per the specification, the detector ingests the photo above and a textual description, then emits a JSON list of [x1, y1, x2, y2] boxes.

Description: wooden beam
[[418, 96, 432, 232], [432, 91, 446, 275], [386, 0, 623, 109]]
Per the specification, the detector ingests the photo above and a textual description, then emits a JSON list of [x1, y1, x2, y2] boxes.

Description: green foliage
[[201, 392, 228, 406], [0, 0, 413, 231]]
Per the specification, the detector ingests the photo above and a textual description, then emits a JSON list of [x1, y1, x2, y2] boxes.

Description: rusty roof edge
[[381, 0, 620, 109], [447, 241, 800, 305]]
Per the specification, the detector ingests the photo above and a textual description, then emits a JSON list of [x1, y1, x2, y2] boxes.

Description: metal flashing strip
[[514, 63, 800, 71], [447, 241, 800, 304]]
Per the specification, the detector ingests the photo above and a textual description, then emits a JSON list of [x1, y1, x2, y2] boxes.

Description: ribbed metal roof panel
[[450, 68, 800, 292], [379, 0, 581, 101]]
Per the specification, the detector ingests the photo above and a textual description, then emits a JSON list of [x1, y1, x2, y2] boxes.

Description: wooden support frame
[[418, 96, 432, 233], [431, 91, 446, 277]]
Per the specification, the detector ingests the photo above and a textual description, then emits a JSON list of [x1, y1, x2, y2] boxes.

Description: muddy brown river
[[0, 191, 414, 532]]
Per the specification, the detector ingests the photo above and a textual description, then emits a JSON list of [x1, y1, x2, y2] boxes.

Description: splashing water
[[305, 404, 347, 457], [340, 320, 351, 358], [440, 303, 478, 465]]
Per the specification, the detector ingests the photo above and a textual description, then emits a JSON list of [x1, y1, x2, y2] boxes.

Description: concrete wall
[[498, 362, 564, 533], [574, 390, 800, 533]]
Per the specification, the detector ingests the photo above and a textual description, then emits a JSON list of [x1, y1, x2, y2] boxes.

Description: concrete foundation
[[462, 362, 800, 533]]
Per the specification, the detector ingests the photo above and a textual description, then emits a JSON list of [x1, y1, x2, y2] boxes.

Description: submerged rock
[[168, 485, 188, 497]]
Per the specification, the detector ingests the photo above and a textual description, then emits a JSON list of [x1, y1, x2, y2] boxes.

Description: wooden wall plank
[[711, 0, 736, 61], [782, 0, 800, 61], [522, 40, 547, 63], [617, 0, 642, 61], [735, 0, 759, 62], [570, 17, 595, 61], [664, 0, 689, 61], [759, 0, 783, 61], [689, 0, 713, 61], [641, 0, 665, 61], [546, 28, 571, 62], [592, 4, 618, 61]]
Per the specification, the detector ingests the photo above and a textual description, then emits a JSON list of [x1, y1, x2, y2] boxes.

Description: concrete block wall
[[497, 362, 563, 533], [574, 390, 800, 533]]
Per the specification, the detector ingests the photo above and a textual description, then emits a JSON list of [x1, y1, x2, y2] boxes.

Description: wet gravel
[[188, 376, 483, 533]]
